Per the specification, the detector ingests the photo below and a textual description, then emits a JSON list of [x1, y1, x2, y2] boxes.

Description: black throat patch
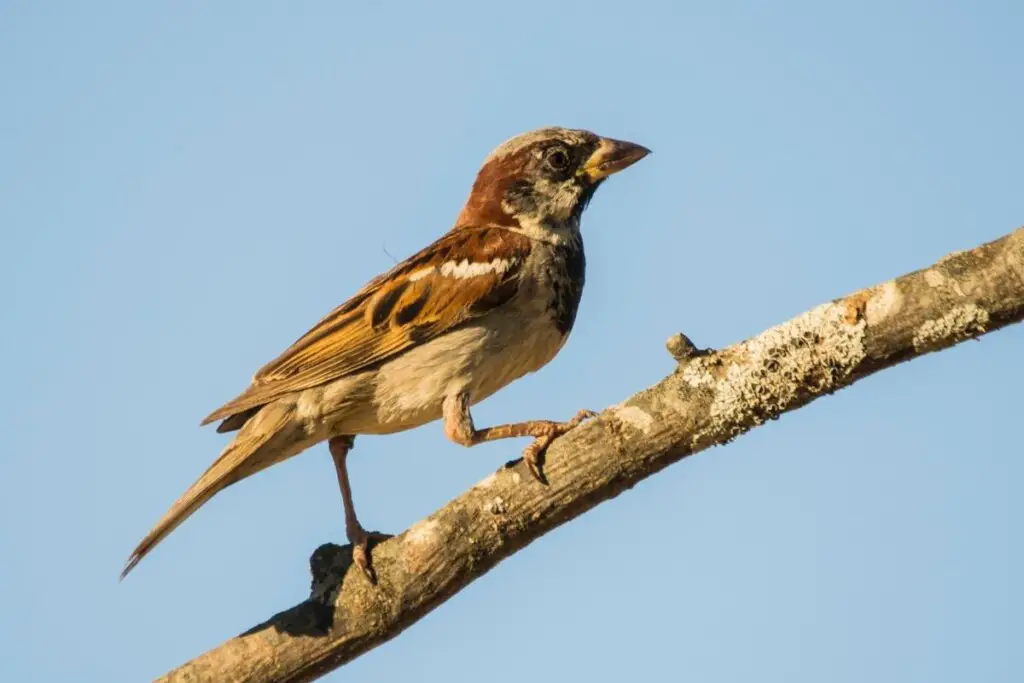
[[548, 233, 586, 335]]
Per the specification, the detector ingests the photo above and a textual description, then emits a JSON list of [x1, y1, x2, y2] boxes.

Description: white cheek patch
[[438, 258, 515, 279]]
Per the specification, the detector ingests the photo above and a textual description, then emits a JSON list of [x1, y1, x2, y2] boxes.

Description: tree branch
[[159, 227, 1024, 683]]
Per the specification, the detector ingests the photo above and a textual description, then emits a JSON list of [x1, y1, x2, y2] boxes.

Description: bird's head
[[456, 127, 650, 236]]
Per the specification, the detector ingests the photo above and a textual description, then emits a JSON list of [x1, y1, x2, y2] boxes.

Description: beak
[[581, 137, 651, 181]]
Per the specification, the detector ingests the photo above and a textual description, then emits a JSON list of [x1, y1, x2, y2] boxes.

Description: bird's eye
[[546, 147, 570, 170]]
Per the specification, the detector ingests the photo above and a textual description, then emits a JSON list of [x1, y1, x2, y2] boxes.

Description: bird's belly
[[360, 312, 567, 434]]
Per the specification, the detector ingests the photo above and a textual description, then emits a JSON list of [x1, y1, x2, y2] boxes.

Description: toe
[[352, 542, 377, 584], [569, 409, 597, 427], [523, 437, 552, 485]]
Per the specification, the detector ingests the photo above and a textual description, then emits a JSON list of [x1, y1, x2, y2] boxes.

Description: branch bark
[[159, 227, 1024, 683]]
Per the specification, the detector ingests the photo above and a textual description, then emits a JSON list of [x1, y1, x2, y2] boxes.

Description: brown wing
[[201, 226, 531, 427]]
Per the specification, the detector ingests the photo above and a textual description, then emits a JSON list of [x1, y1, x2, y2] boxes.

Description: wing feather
[[201, 226, 530, 426]]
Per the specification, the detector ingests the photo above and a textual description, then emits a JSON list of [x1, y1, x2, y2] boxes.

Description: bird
[[121, 127, 650, 583]]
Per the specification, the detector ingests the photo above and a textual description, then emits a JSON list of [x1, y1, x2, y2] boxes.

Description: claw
[[521, 409, 597, 485], [524, 436, 553, 485], [349, 530, 390, 584], [568, 409, 597, 427]]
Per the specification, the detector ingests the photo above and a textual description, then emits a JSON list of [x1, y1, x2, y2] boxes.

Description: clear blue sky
[[2, 2, 1022, 681]]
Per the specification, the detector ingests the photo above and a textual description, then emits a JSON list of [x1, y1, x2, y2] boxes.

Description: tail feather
[[121, 402, 297, 580]]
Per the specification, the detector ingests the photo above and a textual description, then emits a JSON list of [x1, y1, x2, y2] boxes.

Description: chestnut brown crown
[[455, 127, 650, 230]]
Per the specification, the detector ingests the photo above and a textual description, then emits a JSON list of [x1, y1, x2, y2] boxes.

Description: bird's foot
[[522, 409, 597, 485], [347, 526, 390, 585]]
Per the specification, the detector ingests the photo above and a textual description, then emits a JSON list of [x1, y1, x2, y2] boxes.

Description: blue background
[[2, 2, 1021, 681]]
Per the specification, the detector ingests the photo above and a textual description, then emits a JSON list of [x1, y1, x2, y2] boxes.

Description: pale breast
[[358, 240, 579, 434], [361, 311, 565, 434]]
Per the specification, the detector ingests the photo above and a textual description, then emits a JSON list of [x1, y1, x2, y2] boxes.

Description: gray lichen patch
[[923, 268, 966, 296], [912, 304, 990, 352], [485, 497, 507, 515], [682, 302, 867, 445]]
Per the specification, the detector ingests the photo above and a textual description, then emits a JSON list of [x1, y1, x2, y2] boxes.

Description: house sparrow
[[122, 127, 650, 582]]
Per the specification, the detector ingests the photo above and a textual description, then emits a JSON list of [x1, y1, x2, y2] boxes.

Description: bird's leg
[[328, 435, 386, 584], [442, 392, 595, 484]]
